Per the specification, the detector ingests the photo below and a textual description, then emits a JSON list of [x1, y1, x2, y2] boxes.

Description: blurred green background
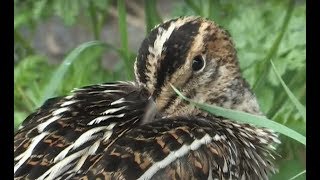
[[14, 0, 305, 179]]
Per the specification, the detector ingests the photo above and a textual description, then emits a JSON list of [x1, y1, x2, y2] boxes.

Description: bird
[[14, 16, 280, 180]]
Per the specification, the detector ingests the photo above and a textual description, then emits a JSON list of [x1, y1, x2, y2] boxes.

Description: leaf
[[170, 84, 306, 145]]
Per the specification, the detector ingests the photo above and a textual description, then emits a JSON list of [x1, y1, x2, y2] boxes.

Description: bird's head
[[134, 16, 261, 117]]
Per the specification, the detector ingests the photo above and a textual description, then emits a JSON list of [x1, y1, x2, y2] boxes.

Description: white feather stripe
[[54, 144, 75, 163], [37, 148, 89, 180], [87, 114, 125, 125], [103, 90, 123, 93], [60, 100, 78, 107], [110, 98, 126, 105], [137, 134, 212, 180], [65, 95, 73, 99], [101, 106, 126, 115], [37, 116, 60, 132], [73, 140, 101, 172], [52, 107, 69, 116], [150, 17, 194, 58], [145, 17, 195, 92], [14, 132, 49, 173], [54, 124, 116, 162]]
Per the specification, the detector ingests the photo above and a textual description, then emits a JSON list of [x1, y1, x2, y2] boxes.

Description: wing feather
[[14, 81, 149, 179], [79, 116, 278, 180]]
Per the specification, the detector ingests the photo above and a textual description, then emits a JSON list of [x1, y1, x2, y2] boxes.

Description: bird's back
[[14, 81, 149, 179]]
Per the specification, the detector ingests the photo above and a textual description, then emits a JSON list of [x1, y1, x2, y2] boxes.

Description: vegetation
[[14, 0, 306, 179]]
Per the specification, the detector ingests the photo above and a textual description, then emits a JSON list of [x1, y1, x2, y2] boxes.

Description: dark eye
[[192, 55, 205, 72]]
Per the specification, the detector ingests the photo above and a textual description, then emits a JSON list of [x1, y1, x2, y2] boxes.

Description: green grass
[[171, 84, 306, 146], [40, 41, 108, 104], [14, 0, 305, 179]]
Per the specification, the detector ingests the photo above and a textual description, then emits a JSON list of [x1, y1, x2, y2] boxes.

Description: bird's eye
[[192, 55, 205, 72]]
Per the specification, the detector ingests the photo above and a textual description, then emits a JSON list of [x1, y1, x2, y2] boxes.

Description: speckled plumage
[[14, 16, 279, 180]]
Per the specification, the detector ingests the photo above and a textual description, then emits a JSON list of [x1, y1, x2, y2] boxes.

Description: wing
[[78, 116, 279, 180], [14, 81, 150, 179]]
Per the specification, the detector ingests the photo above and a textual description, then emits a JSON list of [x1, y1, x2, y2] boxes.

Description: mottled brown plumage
[[14, 16, 279, 180]]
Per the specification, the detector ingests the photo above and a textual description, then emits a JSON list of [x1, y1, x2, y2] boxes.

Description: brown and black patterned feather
[[14, 82, 150, 179], [72, 116, 278, 180]]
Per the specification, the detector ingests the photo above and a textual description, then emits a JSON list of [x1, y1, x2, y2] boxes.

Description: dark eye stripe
[[153, 20, 201, 98]]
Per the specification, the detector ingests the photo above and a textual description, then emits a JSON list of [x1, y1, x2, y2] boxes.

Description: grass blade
[[288, 170, 306, 180], [88, 0, 100, 40], [40, 41, 108, 105], [252, 0, 295, 91], [266, 71, 304, 118], [207, 0, 214, 19], [144, 0, 162, 33], [170, 84, 306, 145], [270, 60, 306, 121], [117, 0, 133, 80]]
